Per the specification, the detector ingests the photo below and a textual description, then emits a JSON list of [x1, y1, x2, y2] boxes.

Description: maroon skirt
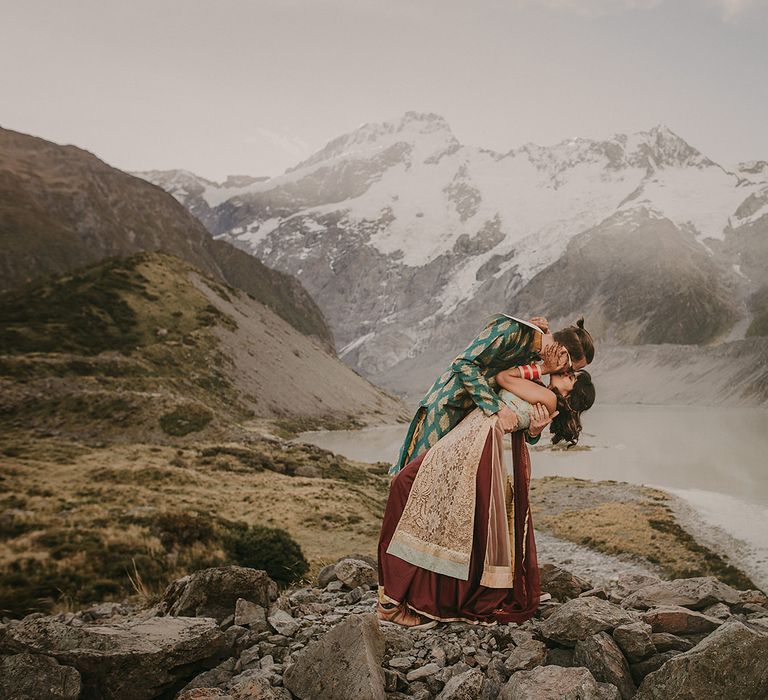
[[377, 430, 541, 625]]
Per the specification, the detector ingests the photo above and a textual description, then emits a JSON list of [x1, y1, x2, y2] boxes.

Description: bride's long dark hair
[[550, 370, 596, 446]]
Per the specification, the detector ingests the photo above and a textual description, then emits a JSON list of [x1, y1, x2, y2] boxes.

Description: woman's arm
[[494, 371, 557, 415]]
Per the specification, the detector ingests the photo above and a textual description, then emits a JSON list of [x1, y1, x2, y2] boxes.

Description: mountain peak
[[630, 124, 711, 169], [286, 111, 458, 174]]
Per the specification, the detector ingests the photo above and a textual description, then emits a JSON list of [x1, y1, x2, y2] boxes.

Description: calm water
[[295, 404, 768, 586]]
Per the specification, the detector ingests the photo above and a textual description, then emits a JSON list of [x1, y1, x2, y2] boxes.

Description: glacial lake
[[295, 404, 768, 588]]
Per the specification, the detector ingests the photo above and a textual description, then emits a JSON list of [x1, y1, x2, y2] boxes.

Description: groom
[[390, 313, 594, 476]]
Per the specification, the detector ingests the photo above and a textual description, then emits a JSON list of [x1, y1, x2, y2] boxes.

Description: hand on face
[[528, 316, 550, 333], [540, 342, 570, 375]]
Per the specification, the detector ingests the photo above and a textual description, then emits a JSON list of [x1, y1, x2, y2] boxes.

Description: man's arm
[[450, 316, 533, 417]]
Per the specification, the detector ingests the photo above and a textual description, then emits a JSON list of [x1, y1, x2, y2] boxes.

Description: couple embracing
[[376, 313, 596, 629]]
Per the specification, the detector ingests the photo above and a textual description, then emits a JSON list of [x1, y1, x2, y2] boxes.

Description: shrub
[[153, 511, 216, 549], [223, 522, 309, 586]]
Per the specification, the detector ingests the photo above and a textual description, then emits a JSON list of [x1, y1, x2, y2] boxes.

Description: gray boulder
[[539, 564, 593, 602], [503, 639, 548, 673], [649, 632, 694, 653], [499, 665, 620, 699], [629, 651, 683, 686], [0, 615, 228, 700], [621, 576, 741, 611], [0, 652, 81, 700], [635, 618, 768, 699], [159, 566, 278, 623], [612, 621, 656, 662], [611, 573, 662, 602], [283, 612, 386, 699], [539, 596, 636, 647], [233, 599, 268, 630], [640, 605, 723, 635], [573, 632, 636, 699], [334, 558, 378, 589], [436, 668, 485, 699], [266, 609, 299, 637]]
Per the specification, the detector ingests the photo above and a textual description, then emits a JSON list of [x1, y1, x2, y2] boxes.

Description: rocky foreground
[[1, 556, 767, 700]]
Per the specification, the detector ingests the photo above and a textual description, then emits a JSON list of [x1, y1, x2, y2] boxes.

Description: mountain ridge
[[0, 126, 333, 349]]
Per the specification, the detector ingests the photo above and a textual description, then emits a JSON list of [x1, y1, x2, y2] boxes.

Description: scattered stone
[[580, 587, 609, 600], [499, 664, 617, 699], [0, 652, 81, 700], [611, 573, 662, 602], [282, 613, 385, 700], [544, 647, 575, 667], [234, 599, 268, 630], [628, 651, 682, 686], [227, 668, 278, 699], [573, 631, 636, 699], [316, 564, 337, 588], [635, 618, 768, 699], [159, 567, 277, 623], [648, 632, 694, 653], [345, 587, 364, 604], [389, 657, 414, 670], [738, 589, 768, 606], [639, 605, 723, 635], [181, 658, 238, 693], [267, 610, 299, 637], [406, 662, 441, 682], [621, 576, 741, 611], [539, 596, 635, 646], [177, 689, 233, 700], [334, 558, 378, 589], [325, 580, 344, 592], [435, 668, 485, 699], [503, 639, 547, 673], [382, 625, 414, 654], [700, 602, 731, 619], [539, 564, 593, 602], [611, 621, 656, 662]]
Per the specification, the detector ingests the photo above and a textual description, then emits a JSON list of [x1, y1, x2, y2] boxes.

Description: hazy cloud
[[248, 127, 312, 160], [517, 0, 762, 19]]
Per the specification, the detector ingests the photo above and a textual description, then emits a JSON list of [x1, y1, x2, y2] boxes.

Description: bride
[[376, 366, 595, 628]]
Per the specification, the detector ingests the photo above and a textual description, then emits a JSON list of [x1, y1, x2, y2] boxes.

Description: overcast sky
[[2, 0, 767, 181]]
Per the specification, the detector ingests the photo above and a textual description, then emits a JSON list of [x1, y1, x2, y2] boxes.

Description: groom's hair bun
[[553, 317, 594, 364]]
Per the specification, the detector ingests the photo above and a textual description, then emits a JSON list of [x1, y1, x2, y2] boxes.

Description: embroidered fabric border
[[386, 408, 493, 581]]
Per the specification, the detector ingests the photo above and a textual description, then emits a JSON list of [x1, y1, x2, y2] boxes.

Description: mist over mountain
[[134, 113, 768, 404]]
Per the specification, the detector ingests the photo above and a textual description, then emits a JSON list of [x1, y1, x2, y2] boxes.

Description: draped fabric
[[378, 420, 541, 625]]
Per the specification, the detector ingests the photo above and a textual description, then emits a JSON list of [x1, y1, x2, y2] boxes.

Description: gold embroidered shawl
[[385, 407, 515, 587]]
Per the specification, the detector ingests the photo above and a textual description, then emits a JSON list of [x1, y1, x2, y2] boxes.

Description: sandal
[[376, 601, 438, 630]]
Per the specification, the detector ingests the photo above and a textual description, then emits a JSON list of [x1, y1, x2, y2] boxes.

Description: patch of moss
[[159, 404, 214, 436], [0, 256, 147, 355]]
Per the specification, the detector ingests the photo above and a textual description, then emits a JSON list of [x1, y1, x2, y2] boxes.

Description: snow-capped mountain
[[135, 112, 768, 399]]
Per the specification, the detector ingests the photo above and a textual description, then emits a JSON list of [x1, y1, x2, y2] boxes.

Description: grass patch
[[272, 414, 365, 439], [159, 404, 214, 436]]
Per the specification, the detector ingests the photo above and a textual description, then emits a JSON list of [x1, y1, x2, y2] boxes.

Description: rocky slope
[[1, 559, 766, 699], [0, 250, 407, 444], [0, 127, 332, 348], [135, 114, 768, 404]]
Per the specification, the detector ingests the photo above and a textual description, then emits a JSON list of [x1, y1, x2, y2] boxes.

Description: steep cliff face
[[0, 127, 333, 349]]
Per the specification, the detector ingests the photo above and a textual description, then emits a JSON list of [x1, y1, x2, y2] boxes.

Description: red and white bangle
[[519, 363, 542, 381]]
